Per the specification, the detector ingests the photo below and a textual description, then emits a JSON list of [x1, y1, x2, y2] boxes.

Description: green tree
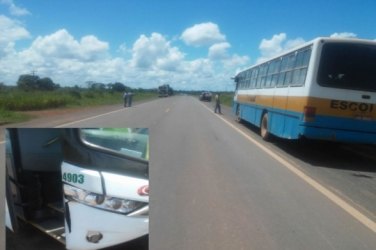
[[17, 74, 39, 90], [17, 74, 58, 91], [38, 77, 55, 90], [111, 82, 126, 92], [87, 81, 106, 90]]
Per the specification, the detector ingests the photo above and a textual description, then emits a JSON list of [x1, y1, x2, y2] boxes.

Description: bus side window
[[251, 68, 258, 89], [303, 48, 312, 66], [259, 64, 268, 88], [239, 73, 244, 89], [283, 53, 296, 86], [284, 71, 293, 86], [246, 69, 252, 89], [291, 68, 305, 86], [291, 48, 312, 86], [265, 75, 272, 88], [255, 67, 261, 88], [235, 76, 239, 90], [277, 55, 289, 87], [268, 59, 281, 88], [242, 73, 246, 89], [248, 69, 253, 89], [265, 61, 273, 88]]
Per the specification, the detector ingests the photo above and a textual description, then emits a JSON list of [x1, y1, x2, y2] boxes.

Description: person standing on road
[[128, 91, 133, 107], [214, 93, 222, 114], [123, 91, 128, 107]]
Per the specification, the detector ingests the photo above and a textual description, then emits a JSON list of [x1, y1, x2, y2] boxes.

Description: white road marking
[[54, 108, 126, 127], [0, 107, 128, 144], [2, 100, 375, 233], [200, 102, 376, 233]]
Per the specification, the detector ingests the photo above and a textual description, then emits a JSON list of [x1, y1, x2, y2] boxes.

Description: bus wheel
[[235, 106, 241, 123], [261, 113, 271, 141]]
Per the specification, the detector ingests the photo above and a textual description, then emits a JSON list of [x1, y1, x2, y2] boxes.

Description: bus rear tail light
[[303, 106, 316, 122]]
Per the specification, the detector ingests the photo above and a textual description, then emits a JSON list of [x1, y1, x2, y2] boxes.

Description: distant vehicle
[[199, 91, 212, 102], [158, 84, 173, 97], [6, 128, 149, 250], [233, 37, 376, 143]]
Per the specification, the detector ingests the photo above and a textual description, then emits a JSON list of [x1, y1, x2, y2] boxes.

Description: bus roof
[[234, 37, 376, 78]]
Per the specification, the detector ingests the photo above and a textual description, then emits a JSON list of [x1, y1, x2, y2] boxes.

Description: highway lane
[[147, 96, 375, 250], [1, 95, 376, 249]]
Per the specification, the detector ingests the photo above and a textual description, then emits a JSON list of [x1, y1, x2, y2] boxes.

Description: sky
[[1, 0, 376, 91]]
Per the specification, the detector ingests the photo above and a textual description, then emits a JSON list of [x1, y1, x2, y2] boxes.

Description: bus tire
[[235, 105, 242, 123], [260, 113, 272, 141]]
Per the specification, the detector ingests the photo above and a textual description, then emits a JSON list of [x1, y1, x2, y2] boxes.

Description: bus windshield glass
[[80, 128, 149, 161], [317, 42, 376, 92]]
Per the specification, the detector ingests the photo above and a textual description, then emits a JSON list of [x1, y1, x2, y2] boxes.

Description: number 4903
[[62, 172, 84, 184]]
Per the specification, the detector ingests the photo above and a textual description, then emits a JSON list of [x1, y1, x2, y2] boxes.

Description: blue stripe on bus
[[302, 116, 376, 143], [233, 101, 376, 143]]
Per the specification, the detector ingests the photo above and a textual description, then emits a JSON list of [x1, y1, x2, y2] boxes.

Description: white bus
[[233, 37, 376, 143], [5, 128, 149, 249]]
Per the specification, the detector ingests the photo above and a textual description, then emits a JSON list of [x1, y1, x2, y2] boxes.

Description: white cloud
[[0, 15, 30, 43], [131, 32, 184, 71], [222, 54, 249, 69], [208, 42, 231, 60], [22, 29, 109, 61], [285, 38, 306, 50], [0, 0, 30, 16], [0, 15, 30, 57], [180, 22, 226, 47], [184, 58, 213, 76], [256, 32, 361, 64], [80, 35, 109, 59], [0, 23, 248, 91], [0, 28, 117, 86], [257, 33, 305, 63], [117, 43, 130, 55], [330, 32, 357, 38], [258, 33, 286, 60]]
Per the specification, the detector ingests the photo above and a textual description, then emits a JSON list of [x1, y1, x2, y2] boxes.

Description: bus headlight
[[63, 184, 147, 215]]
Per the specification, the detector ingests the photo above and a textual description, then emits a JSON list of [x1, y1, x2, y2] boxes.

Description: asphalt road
[[1, 95, 376, 249]]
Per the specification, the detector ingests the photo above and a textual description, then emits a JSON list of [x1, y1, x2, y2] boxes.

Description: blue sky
[[1, 0, 375, 90]]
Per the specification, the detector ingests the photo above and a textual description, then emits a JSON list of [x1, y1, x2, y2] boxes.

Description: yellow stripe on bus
[[237, 95, 376, 120]]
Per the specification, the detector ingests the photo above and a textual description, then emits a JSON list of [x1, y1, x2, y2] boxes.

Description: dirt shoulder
[[0, 104, 126, 141], [0, 97, 160, 141], [18, 105, 117, 119]]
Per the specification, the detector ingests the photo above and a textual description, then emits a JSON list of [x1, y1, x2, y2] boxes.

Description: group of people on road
[[123, 90, 222, 113], [123, 92, 133, 107]]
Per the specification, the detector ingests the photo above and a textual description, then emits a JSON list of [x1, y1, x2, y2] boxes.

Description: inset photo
[[5, 128, 149, 250]]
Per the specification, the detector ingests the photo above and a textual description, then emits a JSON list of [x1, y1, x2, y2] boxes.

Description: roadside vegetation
[[219, 92, 234, 107], [192, 91, 234, 107], [0, 74, 235, 125], [0, 74, 158, 125], [0, 88, 158, 125], [0, 88, 158, 110]]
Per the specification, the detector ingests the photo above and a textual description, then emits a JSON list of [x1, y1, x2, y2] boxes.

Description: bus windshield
[[80, 128, 149, 161], [317, 42, 376, 92]]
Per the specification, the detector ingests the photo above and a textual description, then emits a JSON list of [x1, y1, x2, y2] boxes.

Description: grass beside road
[[0, 89, 233, 125], [194, 92, 234, 107], [220, 93, 234, 107], [0, 89, 158, 125], [0, 109, 34, 125]]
